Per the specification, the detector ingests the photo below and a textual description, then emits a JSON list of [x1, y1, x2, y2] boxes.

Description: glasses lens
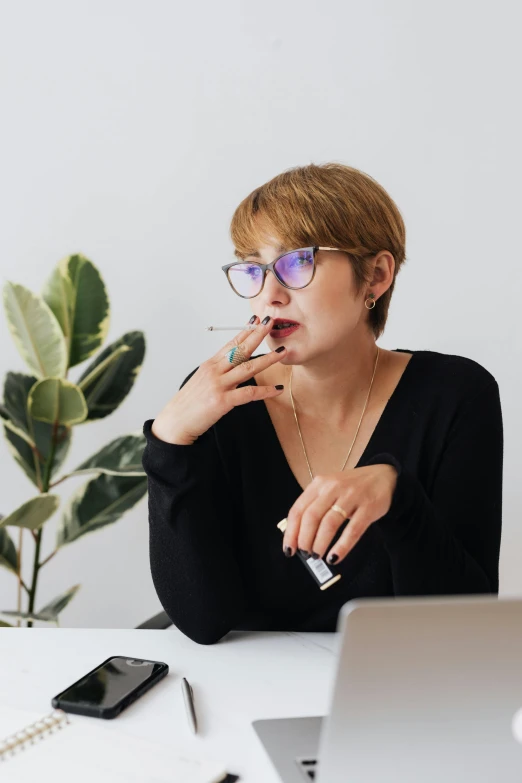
[[275, 249, 314, 288], [226, 250, 315, 297], [227, 263, 264, 297]]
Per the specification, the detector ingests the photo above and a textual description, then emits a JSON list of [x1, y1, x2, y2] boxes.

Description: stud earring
[[364, 292, 376, 310]]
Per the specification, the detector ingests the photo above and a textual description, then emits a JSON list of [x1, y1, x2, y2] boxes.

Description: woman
[[141, 163, 503, 645]]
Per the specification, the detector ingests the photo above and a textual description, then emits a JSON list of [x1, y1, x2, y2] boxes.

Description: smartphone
[[51, 655, 169, 719]]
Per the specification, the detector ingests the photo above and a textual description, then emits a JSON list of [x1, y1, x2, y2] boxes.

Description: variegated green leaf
[[68, 433, 146, 478], [1, 373, 31, 431], [42, 254, 110, 368], [77, 344, 131, 393], [56, 473, 147, 548], [0, 528, 18, 573], [40, 260, 74, 359], [28, 378, 87, 425], [0, 494, 60, 531], [2, 373, 71, 486], [0, 610, 57, 624], [37, 584, 80, 619], [0, 586, 80, 625], [2, 282, 67, 378], [0, 403, 36, 448], [76, 331, 145, 421]]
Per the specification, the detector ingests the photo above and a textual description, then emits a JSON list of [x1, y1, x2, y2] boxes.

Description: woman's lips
[[269, 324, 300, 338]]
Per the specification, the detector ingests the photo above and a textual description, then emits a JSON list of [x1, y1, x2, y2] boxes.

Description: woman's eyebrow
[[246, 244, 288, 258]]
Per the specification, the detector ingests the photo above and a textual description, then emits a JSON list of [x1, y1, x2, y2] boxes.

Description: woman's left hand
[[282, 464, 398, 564]]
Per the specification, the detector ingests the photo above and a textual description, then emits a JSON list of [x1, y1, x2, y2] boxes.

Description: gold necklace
[[289, 346, 380, 481]]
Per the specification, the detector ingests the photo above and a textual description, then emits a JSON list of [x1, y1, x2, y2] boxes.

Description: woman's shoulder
[[400, 348, 499, 399]]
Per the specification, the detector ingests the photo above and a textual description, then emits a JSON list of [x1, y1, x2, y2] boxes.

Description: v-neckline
[[252, 349, 417, 494]]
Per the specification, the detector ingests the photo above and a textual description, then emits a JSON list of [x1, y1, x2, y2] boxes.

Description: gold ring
[[330, 503, 348, 518]]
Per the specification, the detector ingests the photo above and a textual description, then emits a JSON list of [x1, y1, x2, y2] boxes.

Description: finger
[[208, 315, 260, 364], [298, 494, 345, 557], [324, 508, 369, 565], [309, 502, 355, 559], [227, 379, 286, 408], [225, 345, 287, 388], [283, 482, 320, 557], [216, 315, 275, 370]]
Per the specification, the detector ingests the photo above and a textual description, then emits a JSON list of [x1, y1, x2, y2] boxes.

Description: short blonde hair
[[229, 162, 407, 339]]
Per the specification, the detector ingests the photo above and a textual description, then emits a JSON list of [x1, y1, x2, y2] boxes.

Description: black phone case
[[51, 655, 169, 719]]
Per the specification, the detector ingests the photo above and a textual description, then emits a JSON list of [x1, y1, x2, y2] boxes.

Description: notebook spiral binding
[[0, 709, 70, 762]]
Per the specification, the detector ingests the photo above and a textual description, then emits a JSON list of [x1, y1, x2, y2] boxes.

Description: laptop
[[252, 595, 522, 782]]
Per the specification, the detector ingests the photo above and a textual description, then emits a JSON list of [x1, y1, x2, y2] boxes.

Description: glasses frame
[[221, 246, 347, 299]]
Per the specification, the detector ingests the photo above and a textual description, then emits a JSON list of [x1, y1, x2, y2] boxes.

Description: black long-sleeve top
[[141, 349, 503, 645]]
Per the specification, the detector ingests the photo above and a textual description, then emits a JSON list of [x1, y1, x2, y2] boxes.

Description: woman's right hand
[[151, 315, 287, 445]]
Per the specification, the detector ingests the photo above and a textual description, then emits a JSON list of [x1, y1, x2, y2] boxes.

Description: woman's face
[[247, 238, 373, 362]]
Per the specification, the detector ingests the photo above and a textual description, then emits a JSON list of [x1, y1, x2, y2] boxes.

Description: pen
[[206, 325, 257, 331], [181, 677, 198, 734]]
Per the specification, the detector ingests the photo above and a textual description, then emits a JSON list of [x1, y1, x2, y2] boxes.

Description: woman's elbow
[[166, 615, 235, 645], [188, 627, 233, 645], [157, 598, 247, 645]]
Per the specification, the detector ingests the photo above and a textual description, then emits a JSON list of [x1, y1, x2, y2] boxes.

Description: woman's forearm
[[142, 419, 247, 644]]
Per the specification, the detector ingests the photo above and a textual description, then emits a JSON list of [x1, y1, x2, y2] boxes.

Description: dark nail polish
[[249, 315, 257, 324], [284, 546, 293, 558], [277, 518, 341, 589], [275, 346, 286, 353], [275, 384, 284, 390], [327, 553, 339, 564], [262, 315, 271, 325], [311, 552, 320, 560]]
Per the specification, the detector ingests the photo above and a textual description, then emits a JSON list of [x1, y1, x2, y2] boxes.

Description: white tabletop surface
[[0, 627, 339, 782]]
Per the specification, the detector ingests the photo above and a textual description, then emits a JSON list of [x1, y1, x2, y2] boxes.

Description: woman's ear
[[370, 251, 395, 292]]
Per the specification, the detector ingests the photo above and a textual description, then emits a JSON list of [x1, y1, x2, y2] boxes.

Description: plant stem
[[27, 529, 43, 628], [16, 529, 24, 627], [20, 578, 30, 595], [27, 420, 59, 628], [30, 444, 46, 464], [39, 549, 58, 568], [48, 474, 69, 489], [23, 417, 42, 626]]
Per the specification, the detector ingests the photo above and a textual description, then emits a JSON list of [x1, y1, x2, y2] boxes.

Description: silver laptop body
[[252, 595, 522, 783]]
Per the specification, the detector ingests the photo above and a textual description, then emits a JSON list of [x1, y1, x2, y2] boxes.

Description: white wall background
[[1, 0, 520, 628]]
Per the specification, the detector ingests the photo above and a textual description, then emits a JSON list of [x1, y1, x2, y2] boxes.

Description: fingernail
[[249, 315, 257, 324], [262, 315, 271, 325], [275, 346, 286, 353], [275, 384, 284, 390], [284, 546, 293, 558], [299, 549, 311, 558], [327, 553, 339, 564], [311, 552, 320, 560]]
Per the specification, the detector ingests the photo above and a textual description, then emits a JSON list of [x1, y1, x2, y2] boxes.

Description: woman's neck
[[286, 340, 384, 428]]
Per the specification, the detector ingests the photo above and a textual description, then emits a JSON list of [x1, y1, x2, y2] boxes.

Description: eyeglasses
[[221, 246, 346, 299]]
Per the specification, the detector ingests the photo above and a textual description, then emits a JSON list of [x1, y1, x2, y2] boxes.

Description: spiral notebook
[[0, 706, 233, 782]]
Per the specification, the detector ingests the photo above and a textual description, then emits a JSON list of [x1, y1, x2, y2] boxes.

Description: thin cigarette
[[206, 325, 258, 331]]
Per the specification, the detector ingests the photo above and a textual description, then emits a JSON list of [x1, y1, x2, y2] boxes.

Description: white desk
[[0, 628, 338, 783]]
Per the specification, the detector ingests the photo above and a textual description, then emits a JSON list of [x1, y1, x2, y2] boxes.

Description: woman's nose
[[259, 269, 289, 301], [263, 267, 286, 292]]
